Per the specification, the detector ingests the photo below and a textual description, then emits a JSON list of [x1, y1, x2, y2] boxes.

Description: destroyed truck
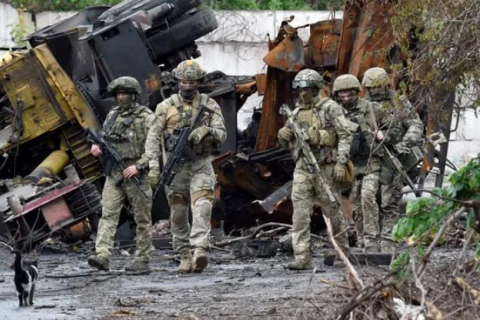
[[0, 0, 252, 249]]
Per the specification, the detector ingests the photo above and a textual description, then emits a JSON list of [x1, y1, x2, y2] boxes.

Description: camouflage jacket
[[278, 97, 352, 167], [145, 93, 226, 169], [343, 98, 399, 175], [101, 103, 154, 169], [374, 92, 424, 147]]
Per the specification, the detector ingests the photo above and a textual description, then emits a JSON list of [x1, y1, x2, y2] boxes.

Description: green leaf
[[406, 200, 421, 215]]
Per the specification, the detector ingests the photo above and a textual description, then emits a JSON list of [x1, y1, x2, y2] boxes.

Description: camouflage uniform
[[145, 60, 226, 273], [362, 68, 423, 251], [333, 74, 397, 252], [89, 77, 154, 271], [278, 69, 352, 269]]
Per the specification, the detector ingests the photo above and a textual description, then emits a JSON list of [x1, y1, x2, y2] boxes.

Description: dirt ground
[[0, 244, 355, 320]]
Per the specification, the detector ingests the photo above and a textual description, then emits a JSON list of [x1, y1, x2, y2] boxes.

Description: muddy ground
[[0, 243, 359, 320]]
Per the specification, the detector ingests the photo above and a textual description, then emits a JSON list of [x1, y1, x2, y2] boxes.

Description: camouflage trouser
[[380, 174, 402, 250], [165, 156, 215, 255], [291, 164, 348, 262], [96, 169, 152, 263], [351, 172, 380, 251]]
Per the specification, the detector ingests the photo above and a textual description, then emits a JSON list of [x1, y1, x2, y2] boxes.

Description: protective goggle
[[292, 80, 318, 89]]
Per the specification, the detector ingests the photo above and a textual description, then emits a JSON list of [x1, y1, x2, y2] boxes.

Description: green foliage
[[5, 0, 123, 12], [7, 12, 33, 45], [392, 157, 480, 278], [391, 252, 410, 280], [391, 0, 480, 110], [5, 0, 344, 13]]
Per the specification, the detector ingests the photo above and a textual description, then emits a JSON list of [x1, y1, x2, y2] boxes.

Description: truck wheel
[[99, 0, 202, 24], [147, 8, 218, 58]]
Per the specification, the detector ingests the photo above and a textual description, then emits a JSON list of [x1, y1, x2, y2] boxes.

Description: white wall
[[0, 2, 33, 50], [195, 10, 342, 75]]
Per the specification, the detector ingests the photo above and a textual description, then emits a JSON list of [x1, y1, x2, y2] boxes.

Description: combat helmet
[[292, 69, 323, 89], [332, 74, 361, 95], [107, 76, 142, 95], [174, 60, 206, 81], [362, 67, 390, 88]]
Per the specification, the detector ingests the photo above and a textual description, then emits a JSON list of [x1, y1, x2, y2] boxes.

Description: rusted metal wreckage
[[213, 0, 456, 233], [0, 0, 455, 249]]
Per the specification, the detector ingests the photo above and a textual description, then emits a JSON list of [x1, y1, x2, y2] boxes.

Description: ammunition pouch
[[192, 135, 217, 156], [350, 132, 370, 161], [319, 128, 337, 148]]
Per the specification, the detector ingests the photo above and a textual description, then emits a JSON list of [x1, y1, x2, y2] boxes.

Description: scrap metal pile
[[0, 0, 456, 249]]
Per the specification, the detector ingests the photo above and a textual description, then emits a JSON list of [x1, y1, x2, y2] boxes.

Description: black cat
[[11, 250, 38, 307]]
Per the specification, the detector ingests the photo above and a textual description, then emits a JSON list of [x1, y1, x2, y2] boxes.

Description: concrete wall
[[196, 10, 342, 75], [0, 2, 33, 49]]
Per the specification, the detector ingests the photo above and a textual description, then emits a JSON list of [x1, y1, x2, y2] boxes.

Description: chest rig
[[102, 106, 146, 161], [291, 99, 337, 164], [164, 94, 213, 155]]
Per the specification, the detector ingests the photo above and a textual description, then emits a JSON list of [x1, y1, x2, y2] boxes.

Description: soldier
[[332, 74, 397, 252], [88, 76, 154, 272], [277, 69, 353, 270], [145, 60, 226, 273], [362, 67, 423, 251]]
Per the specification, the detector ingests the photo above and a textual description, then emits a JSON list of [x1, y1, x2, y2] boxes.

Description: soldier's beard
[[117, 94, 136, 110]]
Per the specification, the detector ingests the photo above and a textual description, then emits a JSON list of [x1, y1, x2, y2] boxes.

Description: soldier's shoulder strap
[[171, 94, 184, 111], [133, 104, 153, 115], [365, 100, 378, 132], [292, 106, 302, 119], [314, 97, 332, 109], [103, 107, 120, 133]]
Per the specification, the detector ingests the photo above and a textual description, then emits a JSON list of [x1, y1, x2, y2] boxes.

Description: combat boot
[[287, 255, 313, 270], [192, 248, 208, 273], [178, 252, 193, 274], [88, 255, 110, 271], [125, 260, 150, 272]]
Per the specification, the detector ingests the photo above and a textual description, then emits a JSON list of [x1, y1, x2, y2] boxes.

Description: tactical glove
[[188, 126, 210, 145], [148, 167, 161, 189], [395, 141, 409, 153], [333, 161, 355, 184], [333, 163, 348, 183], [278, 126, 293, 141]]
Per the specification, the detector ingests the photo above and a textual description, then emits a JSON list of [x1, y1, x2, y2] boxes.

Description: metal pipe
[[24, 150, 70, 183]]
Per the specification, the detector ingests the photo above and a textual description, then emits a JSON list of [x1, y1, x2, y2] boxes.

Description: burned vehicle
[[0, 0, 250, 248]]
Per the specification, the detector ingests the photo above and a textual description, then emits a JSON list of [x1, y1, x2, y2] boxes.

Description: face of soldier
[[298, 87, 315, 105], [116, 92, 135, 109], [368, 86, 388, 101], [179, 80, 199, 101], [337, 89, 358, 109]]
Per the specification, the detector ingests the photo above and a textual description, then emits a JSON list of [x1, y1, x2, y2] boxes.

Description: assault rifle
[[279, 104, 336, 203], [86, 128, 148, 198], [154, 104, 214, 196], [382, 145, 421, 197]]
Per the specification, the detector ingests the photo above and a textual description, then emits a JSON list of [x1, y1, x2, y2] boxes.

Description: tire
[[98, 0, 202, 24], [147, 8, 218, 58]]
